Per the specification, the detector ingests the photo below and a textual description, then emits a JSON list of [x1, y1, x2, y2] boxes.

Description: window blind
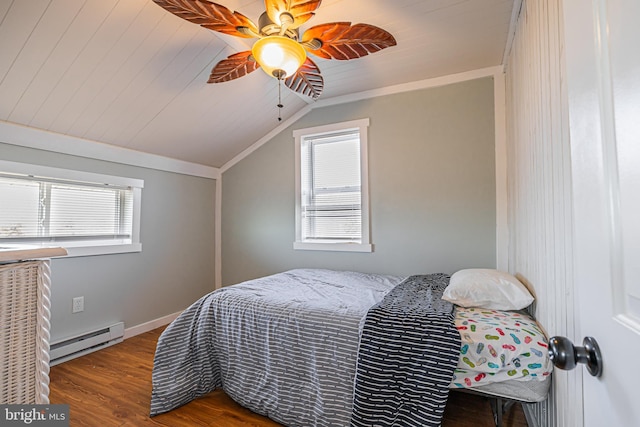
[[301, 130, 362, 242], [0, 174, 133, 242]]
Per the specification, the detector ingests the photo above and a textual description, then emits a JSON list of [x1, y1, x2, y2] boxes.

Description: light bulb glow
[[261, 43, 286, 68], [252, 36, 306, 79]]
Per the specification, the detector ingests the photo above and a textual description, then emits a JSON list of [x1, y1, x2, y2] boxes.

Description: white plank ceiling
[[0, 0, 515, 168]]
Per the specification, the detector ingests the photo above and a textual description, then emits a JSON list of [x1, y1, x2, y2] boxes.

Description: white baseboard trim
[[123, 311, 182, 340]]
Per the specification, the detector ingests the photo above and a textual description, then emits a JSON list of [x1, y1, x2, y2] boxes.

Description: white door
[[563, 0, 640, 425]]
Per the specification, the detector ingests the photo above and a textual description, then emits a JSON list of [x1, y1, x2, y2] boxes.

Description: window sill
[[293, 241, 373, 252], [63, 242, 142, 258], [0, 241, 142, 258]]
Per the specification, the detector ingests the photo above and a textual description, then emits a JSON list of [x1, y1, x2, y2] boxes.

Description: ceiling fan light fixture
[[252, 36, 306, 79], [153, 0, 397, 103]]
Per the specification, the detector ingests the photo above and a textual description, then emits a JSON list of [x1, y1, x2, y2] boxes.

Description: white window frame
[[0, 160, 143, 258], [293, 118, 372, 252]]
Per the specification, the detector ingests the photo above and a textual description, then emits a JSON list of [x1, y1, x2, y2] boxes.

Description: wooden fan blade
[[208, 51, 259, 83], [284, 57, 323, 99], [153, 0, 258, 38], [301, 22, 397, 60], [265, 0, 321, 29]]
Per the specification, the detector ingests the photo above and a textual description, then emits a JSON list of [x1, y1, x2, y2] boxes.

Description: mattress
[[450, 307, 553, 401], [463, 376, 551, 402]]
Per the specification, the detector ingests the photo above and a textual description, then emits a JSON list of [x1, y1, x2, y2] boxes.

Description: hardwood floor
[[49, 327, 528, 427]]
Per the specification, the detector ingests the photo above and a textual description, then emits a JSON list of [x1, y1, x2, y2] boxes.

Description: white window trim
[[293, 118, 372, 253], [0, 160, 143, 258]]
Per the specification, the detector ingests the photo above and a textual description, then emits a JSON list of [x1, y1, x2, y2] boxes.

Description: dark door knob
[[548, 336, 602, 377]]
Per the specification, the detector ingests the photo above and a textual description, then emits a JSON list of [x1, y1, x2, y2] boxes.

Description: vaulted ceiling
[[0, 0, 515, 168]]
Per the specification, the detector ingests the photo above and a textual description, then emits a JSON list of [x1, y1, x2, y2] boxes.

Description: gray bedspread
[[150, 268, 403, 426]]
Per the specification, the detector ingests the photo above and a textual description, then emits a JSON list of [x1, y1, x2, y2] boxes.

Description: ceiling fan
[[153, 0, 397, 116]]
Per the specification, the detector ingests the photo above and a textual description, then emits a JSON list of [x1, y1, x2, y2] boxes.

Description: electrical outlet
[[72, 296, 84, 313]]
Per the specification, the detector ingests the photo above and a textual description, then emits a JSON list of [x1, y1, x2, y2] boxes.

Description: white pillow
[[442, 268, 534, 310]]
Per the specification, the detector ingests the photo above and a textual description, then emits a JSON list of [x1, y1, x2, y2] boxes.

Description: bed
[[150, 268, 552, 426]]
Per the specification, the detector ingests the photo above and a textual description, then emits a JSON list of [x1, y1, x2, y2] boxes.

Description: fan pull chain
[[277, 76, 284, 122]]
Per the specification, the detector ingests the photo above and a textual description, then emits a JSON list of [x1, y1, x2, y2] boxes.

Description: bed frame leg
[[491, 397, 503, 427], [489, 397, 516, 427]]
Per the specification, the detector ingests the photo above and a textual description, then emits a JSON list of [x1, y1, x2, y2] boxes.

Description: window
[[0, 160, 143, 257], [294, 118, 372, 252]]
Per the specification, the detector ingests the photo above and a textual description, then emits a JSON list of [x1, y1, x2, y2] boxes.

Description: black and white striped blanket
[[351, 274, 461, 427]]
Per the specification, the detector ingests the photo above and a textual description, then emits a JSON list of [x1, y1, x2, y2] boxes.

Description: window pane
[[303, 205, 361, 240], [0, 160, 143, 256], [1, 176, 134, 241], [0, 178, 41, 238], [301, 132, 362, 242], [49, 184, 130, 238], [312, 139, 361, 190]]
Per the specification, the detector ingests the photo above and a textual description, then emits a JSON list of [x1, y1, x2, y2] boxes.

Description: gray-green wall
[[0, 142, 216, 342], [222, 77, 497, 285]]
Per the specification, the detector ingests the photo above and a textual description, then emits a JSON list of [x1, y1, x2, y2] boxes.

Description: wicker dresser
[[0, 246, 66, 404]]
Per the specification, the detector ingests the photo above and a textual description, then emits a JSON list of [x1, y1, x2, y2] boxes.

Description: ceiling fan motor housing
[[258, 12, 299, 40]]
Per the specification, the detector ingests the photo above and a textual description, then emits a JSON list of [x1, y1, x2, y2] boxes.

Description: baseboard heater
[[50, 322, 125, 366]]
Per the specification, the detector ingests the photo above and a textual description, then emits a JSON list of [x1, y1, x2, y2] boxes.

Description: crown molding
[[0, 120, 220, 179]]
